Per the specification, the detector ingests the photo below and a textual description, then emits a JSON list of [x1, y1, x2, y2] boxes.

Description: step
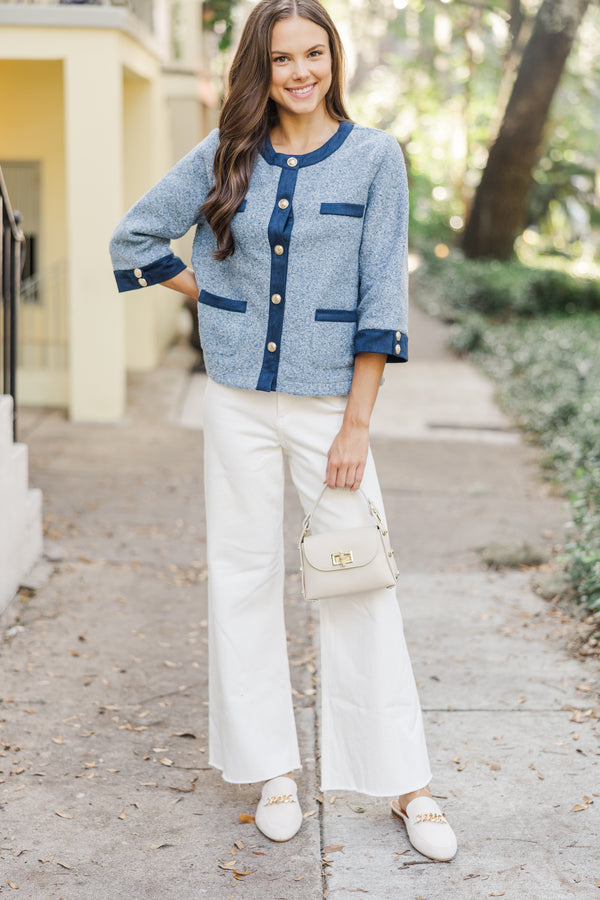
[[0, 442, 30, 503], [0, 395, 14, 452]]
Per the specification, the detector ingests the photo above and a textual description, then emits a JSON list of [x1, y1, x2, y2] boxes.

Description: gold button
[[395, 343, 401, 354], [134, 268, 143, 278], [267, 341, 277, 352], [274, 245, 284, 256], [287, 157, 298, 167], [396, 331, 402, 340], [271, 293, 282, 305], [138, 278, 148, 287], [278, 198, 289, 209]]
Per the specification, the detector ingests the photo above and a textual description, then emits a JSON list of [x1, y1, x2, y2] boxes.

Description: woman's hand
[[161, 267, 199, 300], [324, 352, 387, 491], [325, 422, 369, 491]]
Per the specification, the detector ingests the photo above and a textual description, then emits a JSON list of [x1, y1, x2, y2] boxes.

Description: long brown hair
[[202, 0, 350, 260]]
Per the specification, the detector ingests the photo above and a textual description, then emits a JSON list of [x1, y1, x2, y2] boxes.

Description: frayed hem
[[209, 760, 303, 786]]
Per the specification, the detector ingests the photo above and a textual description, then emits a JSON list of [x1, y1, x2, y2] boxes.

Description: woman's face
[[269, 17, 333, 118]]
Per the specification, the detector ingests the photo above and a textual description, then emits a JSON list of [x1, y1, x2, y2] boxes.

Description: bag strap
[[299, 486, 385, 545]]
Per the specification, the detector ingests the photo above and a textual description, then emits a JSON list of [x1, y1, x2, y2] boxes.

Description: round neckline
[[261, 120, 354, 168]]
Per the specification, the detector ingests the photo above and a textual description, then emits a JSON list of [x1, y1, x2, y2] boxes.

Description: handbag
[[298, 486, 400, 601]]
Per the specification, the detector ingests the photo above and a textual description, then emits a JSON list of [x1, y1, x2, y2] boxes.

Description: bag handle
[[299, 485, 385, 545]]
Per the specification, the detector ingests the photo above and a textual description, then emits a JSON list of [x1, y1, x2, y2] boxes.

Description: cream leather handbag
[[298, 487, 400, 601]]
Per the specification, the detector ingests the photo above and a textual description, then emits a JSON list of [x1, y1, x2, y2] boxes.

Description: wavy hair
[[201, 0, 350, 260]]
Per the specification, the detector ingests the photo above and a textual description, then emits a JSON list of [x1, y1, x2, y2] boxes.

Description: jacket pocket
[[198, 290, 247, 313], [320, 203, 365, 218], [197, 290, 247, 359], [315, 308, 358, 323], [312, 309, 357, 370]]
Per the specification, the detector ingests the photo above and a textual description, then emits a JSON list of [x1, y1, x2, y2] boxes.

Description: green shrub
[[415, 250, 600, 322], [419, 254, 600, 611]]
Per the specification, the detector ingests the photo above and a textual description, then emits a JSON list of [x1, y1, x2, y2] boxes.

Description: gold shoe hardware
[[265, 794, 295, 806], [415, 812, 447, 824], [331, 551, 354, 567]]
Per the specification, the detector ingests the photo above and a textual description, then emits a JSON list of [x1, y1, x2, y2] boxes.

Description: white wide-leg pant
[[203, 379, 432, 797]]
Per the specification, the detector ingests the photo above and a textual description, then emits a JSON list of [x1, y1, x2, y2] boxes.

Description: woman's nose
[[291, 59, 309, 80]]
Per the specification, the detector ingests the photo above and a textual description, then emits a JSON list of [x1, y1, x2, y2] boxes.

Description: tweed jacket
[[109, 121, 409, 396]]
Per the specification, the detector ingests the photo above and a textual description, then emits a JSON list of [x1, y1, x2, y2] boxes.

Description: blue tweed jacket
[[109, 121, 409, 396]]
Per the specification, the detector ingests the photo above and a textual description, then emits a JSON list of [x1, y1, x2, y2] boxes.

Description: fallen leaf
[[57, 861, 72, 870], [150, 843, 174, 850], [576, 684, 592, 692], [13, 850, 27, 858], [55, 811, 74, 819], [172, 731, 196, 739], [118, 809, 126, 820], [234, 840, 244, 850], [219, 861, 236, 871], [490, 894, 506, 897], [303, 809, 317, 819], [159, 758, 173, 767], [52, 737, 64, 745], [233, 869, 253, 877], [238, 813, 255, 823], [322, 844, 344, 853], [490, 763, 501, 771], [8, 881, 19, 890]]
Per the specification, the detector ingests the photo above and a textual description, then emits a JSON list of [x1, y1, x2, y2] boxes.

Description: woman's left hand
[[325, 422, 369, 491]]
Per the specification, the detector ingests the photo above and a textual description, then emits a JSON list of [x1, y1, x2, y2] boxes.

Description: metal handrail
[[0, 165, 25, 441]]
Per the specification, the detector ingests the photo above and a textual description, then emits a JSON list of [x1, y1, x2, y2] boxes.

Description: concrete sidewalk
[[1, 305, 599, 899]]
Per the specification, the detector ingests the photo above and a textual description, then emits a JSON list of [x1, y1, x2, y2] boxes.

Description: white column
[[64, 35, 125, 421]]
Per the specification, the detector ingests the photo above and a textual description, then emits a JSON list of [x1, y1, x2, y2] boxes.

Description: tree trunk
[[462, 0, 590, 260]]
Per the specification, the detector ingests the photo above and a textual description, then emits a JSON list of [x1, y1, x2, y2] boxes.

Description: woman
[[110, 0, 457, 862]]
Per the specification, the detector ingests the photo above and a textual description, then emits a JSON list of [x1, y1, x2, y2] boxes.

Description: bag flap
[[302, 526, 380, 571]]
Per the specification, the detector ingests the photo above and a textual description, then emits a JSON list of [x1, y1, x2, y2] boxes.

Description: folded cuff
[[113, 253, 187, 292], [355, 328, 408, 362]]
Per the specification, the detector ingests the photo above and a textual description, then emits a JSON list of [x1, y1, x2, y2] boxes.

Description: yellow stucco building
[[0, 1, 218, 421]]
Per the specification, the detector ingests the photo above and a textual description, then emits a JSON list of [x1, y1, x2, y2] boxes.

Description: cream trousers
[[203, 379, 432, 796]]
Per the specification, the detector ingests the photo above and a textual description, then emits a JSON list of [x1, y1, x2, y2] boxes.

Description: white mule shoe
[[255, 776, 303, 842], [391, 796, 457, 861]]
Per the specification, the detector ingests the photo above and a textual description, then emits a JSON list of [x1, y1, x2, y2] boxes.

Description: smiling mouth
[[286, 83, 317, 97]]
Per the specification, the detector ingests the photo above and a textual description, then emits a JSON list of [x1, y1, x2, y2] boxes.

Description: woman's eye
[[273, 56, 288, 64], [309, 50, 322, 58]]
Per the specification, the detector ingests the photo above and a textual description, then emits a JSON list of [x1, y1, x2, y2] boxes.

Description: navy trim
[[236, 199, 247, 212], [315, 309, 358, 323], [261, 121, 354, 169], [198, 290, 247, 313], [320, 203, 365, 218], [113, 253, 186, 293], [355, 329, 408, 362], [256, 166, 299, 391]]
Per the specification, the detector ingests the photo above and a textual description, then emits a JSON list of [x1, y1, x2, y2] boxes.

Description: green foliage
[[203, 0, 237, 51], [421, 255, 600, 610], [340, 0, 600, 258], [415, 251, 600, 322]]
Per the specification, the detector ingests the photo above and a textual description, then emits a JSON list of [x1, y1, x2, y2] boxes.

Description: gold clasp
[[331, 550, 353, 567]]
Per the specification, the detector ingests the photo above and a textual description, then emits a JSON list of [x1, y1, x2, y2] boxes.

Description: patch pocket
[[236, 199, 247, 213], [312, 310, 357, 370], [320, 203, 365, 218], [197, 290, 247, 359]]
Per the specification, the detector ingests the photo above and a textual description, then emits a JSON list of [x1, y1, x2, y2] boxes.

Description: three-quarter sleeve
[[355, 135, 409, 362], [109, 130, 218, 292]]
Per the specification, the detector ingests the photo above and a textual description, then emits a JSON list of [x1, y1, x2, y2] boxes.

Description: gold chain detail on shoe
[[415, 812, 447, 824], [265, 793, 295, 806]]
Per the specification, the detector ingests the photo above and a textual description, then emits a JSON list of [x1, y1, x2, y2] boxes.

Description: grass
[[414, 252, 600, 611]]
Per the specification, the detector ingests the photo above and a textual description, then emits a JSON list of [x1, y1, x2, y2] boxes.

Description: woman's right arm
[[109, 130, 218, 294], [161, 267, 199, 300]]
